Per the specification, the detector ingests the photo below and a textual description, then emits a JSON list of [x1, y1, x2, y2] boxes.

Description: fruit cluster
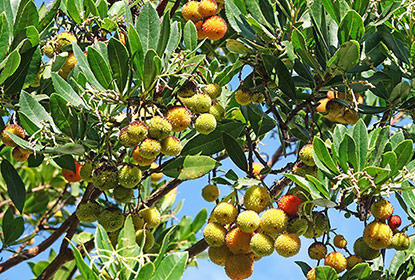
[[182, 0, 228, 41], [1, 124, 31, 162], [234, 88, 265, 106]]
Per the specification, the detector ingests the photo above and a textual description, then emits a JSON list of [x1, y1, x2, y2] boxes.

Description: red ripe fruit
[[278, 194, 302, 216], [62, 162, 82, 182], [388, 215, 401, 229]]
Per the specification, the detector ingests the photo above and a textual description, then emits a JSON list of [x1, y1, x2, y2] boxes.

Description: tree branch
[[141, 178, 183, 208]]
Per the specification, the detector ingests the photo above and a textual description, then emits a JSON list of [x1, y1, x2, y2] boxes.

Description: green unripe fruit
[[92, 165, 118, 191], [391, 232, 410, 251], [160, 136, 182, 156], [131, 213, 144, 230], [292, 162, 317, 178], [203, 222, 227, 247], [177, 82, 197, 98], [80, 161, 94, 182], [135, 229, 155, 250], [208, 245, 232, 266], [226, 39, 250, 54], [259, 208, 288, 237], [195, 113, 217, 135], [250, 233, 274, 257], [353, 237, 380, 260], [139, 207, 161, 228], [97, 208, 125, 232], [347, 255, 363, 270], [304, 213, 329, 239], [118, 165, 142, 189], [55, 32, 77, 52], [119, 121, 148, 147], [308, 242, 327, 260], [180, 97, 196, 112], [204, 83, 222, 99], [193, 93, 212, 113], [211, 202, 237, 225], [236, 210, 260, 233], [108, 229, 120, 247], [147, 116, 172, 140], [209, 103, 225, 120], [334, 234, 347, 249], [286, 217, 309, 236], [244, 185, 270, 213], [299, 144, 315, 167], [113, 186, 134, 203], [251, 92, 265, 104], [42, 44, 55, 58], [139, 138, 162, 159], [76, 201, 102, 223], [201, 184, 220, 202], [235, 88, 252, 105]]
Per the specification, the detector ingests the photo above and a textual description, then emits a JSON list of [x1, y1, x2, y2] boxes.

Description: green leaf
[[137, 262, 155, 280], [153, 226, 176, 269], [183, 21, 197, 51], [0, 13, 11, 63], [262, 55, 296, 99], [66, 0, 82, 24], [315, 266, 339, 280], [118, 215, 138, 280], [295, 261, 312, 277], [367, 126, 390, 166], [143, 49, 159, 91], [246, 104, 276, 137], [389, 81, 410, 104], [313, 137, 339, 175], [87, 47, 112, 89], [53, 154, 76, 172], [381, 151, 397, 171], [0, 50, 21, 83], [351, 119, 368, 171], [222, 132, 247, 172], [163, 155, 220, 180], [163, 21, 180, 65], [50, 93, 78, 139], [291, 28, 322, 72], [191, 208, 207, 233], [225, 0, 256, 41], [151, 252, 188, 280], [327, 40, 360, 75], [340, 263, 371, 280], [72, 43, 104, 91], [338, 134, 358, 171], [94, 225, 117, 276], [128, 23, 144, 79], [37, 0, 61, 32], [283, 174, 322, 199], [69, 241, 99, 280], [391, 139, 413, 175], [14, 0, 38, 36], [2, 207, 24, 244], [246, 0, 274, 28], [338, 10, 364, 44], [136, 2, 160, 55], [20, 91, 57, 132], [156, 15, 170, 57], [107, 37, 129, 92], [1, 159, 26, 213]]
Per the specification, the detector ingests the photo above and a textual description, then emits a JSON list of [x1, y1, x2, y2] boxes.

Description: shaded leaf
[[1, 160, 26, 213]]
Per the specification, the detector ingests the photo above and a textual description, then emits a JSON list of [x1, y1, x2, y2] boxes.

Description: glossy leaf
[[163, 156, 220, 180], [107, 37, 129, 92], [313, 137, 339, 175], [69, 241, 99, 280], [0, 49, 20, 83], [183, 21, 197, 51], [136, 2, 160, 55], [338, 10, 364, 44], [150, 252, 188, 280], [53, 154, 76, 172], [1, 159, 26, 213], [351, 119, 368, 171], [87, 47, 112, 89], [14, 0, 38, 36], [50, 93, 78, 139], [222, 132, 247, 172], [327, 40, 360, 75], [2, 207, 24, 244], [20, 91, 57, 131]]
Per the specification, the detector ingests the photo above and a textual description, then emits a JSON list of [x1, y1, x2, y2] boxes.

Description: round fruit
[[278, 194, 302, 216], [195, 20, 208, 40], [244, 185, 270, 213], [224, 254, 254, 280], [165, 107, 192, 132], [150, 163, 163, 182], [234, 88, 252, 105], [203, 222, 227, 247], [59, 52, 77, 80], [55, 32, 77, 52], [1, 124, 25, 147], [303, 213, 329, 239], [202, 16, 227, 41], [353, 237, 380, 260], [292, 162, 318, 178], [195, 113, 217, 135], [388, 215, 401, 229], [211, 202, 237, 225], [236, 210, 260, 233], [62, 163, 82, 182], [147, 116, 172, 140], [204, 83, 222, 99], [131, 213, 144, 230], [76, 201, 102, 223], [181, 1, 203, 22], [347, 255, 363, 270], [308, 242, 327, 260], [139, 138, 162, 159], [80, 161, 94, 182], [92, 165, 118, 191], [225, 227, 253, 254], [113, 186, 134, 203], [306, 268, 316, 280], [139, 207, 161, 228], [286, 217, 309, 235], [135, 229, 154, 250], [119, 121, 148, 147], [363, 221, 393, 250], [208, 245, 231, 266], [371, 199, 394, 220], [259, 208, 289, 237], [177, 82, 197, 98], [12, 147, 30, 162], [208, 104, 225, 120], [274, 233, 301, 257], [250, 232, 274, 257], [299, 144, 315, 167], [132, 146, 156, 166], [42, 44, 55, 58], [198, 0, 217, 17], [160, 136, 182, 156], [324, 252, 347, 273], [97, 208, 125, 232], [251, 92, 265, 104], [201, 184, 220, 202], [193, 93, 212, 113], [334, 234, 347, 249], [118, 165, 141, 189], [391, 232, 410, 251]]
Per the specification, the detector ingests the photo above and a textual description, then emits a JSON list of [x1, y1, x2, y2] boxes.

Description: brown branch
[[186, 239, 208, 260], [141, 178, 183, 208], [156, 0, 169, 17], [169, 0, 181, 18]]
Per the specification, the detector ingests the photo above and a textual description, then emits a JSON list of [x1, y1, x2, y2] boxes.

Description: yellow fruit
[[203, 222, 227, 247], [119, 121, 148, 147], [274, 233, 301, 257], [161, 136, 182, 156], [195, 20, 208, 40], [139, 138, 162, 159], [334, 234, 347, 249], [147, 116, 172, 140], [234, 88, 252, 105], [211, 202, 237, 225], [343, 108, 360, 124], [250, 232, 274, 257], [243, 185, 270, 213], [118, 165, 142, 189], [165, 107, 192, 132], [150, 163, 163, 182], [202, 15, 227, 41], [308, 242, 327, 260], [224, 254, 254, 280], [252, 162, 263, 176], [198, 0, 217, 17], [193, 93, 212, 113], [346, 255, 363, 270], [371, 199, 394, 220], [177, 82, 197, 98], [306, 268, 316, 280], [225, 227, 253, 254], [292, 162, 318, 178], [42, 44, 55, 58], [236, 210, 260, 233], [204, 83, 222, 99], [139, 207, 161, 228], [135, 229, 154, 250], [55, 32, 77, 52], [251, 92, 265, 104], [76, 201, 102, 223], [209, 103, 225, 120], [259, 208, 288, 237], [391, 232, 410, 250], [195, 113, 217, 135], [353, 237, 380, 260], [132, 146, 156, 166], [226, 39, 250, 54], [97, 208, 125, 232], [201, 184, 220, 202], [12, 147, 30, 162], [299, 144, 315, 167], [316, 98, 330, 113], [1, 124, 25, 147], [182, 1, 203, 22], [113, 186, 134, 203], [208, 245, 231, 266], [324, 252, 347, 273], [363, 221, 393, 250], [132, 213, 144, 230]]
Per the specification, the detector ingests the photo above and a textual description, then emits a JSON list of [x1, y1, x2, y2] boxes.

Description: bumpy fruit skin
[[308, 242, 327, 260], [97, 208, 125, 232], [113, 186, 134, 203], [108, 230, 120, 247], [208, 245, 231, 266], [59, 52, 77, 80], [1, 124, 25, 147], [92, 165, 118, 190], [132, 146, 156, 166], [147, 116, 172, 140], [324, 252, 347, 273], [226, 39, 250, 54], [12, 147, 30, 162], [204, 83, 222, 99], [177, 82, 197, 98], [236, 210, 260, 233], [234, 88, 252, 105], [42, 44, 55, 58], [211, 202, 237, 225], [250, 232, 274, 257], [260, 208, 288, 237], [391, 232, 410, 250], [132, 213, 144, 230], [139, 207, 161, 228], [195, 21, 208, 40], [363, 221, 393, 250], [209, 103, 225, 120], [135, 229, 154, 250], [203, 222, 227, 247], [55, 32, 77, 52], [150, 163, 163, 182], [139, 138, 162, 159], [181, 1, 203, 22], [62, 163, 82, 182], [76, 201, 102, 223], [388, 215, 401, 229], [306, 268, 316, 280], [193, 93, 212, 113], [343, 108, 360, 125], [198, 0, 217, 17], [165, 107, 191, 132], [244, 185, 270, 213], [202, 184, 220, 202], [286, 217, 308, 235], [195, 113, 217, 135], [274, 233, 301, 257], [278, 194, 302, 216], [303, 213, 329, 239], [202, 15, 227, 41], [292, 162, 318, 178], [160, 136, 182, 156], [225, 227, 253, 254], [118, 165, 141, 188], [371, 199, 394, 220], [347, 255, 363, 270], [299, 144, 315, 167], [251, 92, 265, 104], [119, 121, 148, 147], [225, 254, 254, 280], [353, 237, 380, 260], [80, 161, 94, 182], [334, 234, 347, 249]]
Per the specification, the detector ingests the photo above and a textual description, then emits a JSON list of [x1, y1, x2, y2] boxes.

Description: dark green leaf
[[37, 0, 61, 32], [262, 55, 296, 99], [51, 72, 84, 107], [154, 226, 176, 269], [87, 47, 112, 89], [327, 40, 360, 75], [1, 159, 26, 213], [107, 37, 129, 92], [66, 0, 82, 24], [0, 50, 21, 83], [313, 137, 339, 175], [222, 132, 247, 172], [338, 10, 364, 44], [53, 154, 76, 172], [389, 81, 410, 104], [163, 21, 180, 65], [163, 156, 220, 180], [391, 139, 413, 175], [136, 2, 160, 55], [128, 23, 144, 79], [225, 0, 256, 41], [156, 15, 170, 57], [69, 241, 99, 280], [20, 91, 57, 131], [143, 49, 159, 91], [340, 263, 371, 280], [137, 263, 155, 280], [295, 261, 312, 277], [2, 208, 24, 244], [50, 93, 78, 139], [315, 266, 339, 280], [339, 134, 358, 171], [351, 119, 368, 171], [183, 21, 197, 51], [367, 126, 390, 166], [0, 13, 10, 63], [72, 43, 104, 91], [246, 104, 276, 137], [14, 0, 38, 36]]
